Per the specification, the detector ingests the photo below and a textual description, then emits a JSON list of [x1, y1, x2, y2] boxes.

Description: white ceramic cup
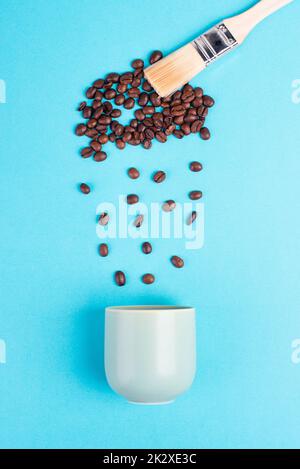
[[105, 306, 196, 405]]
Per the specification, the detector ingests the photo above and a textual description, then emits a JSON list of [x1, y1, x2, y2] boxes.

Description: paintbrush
[[144, 0, 294, 97]]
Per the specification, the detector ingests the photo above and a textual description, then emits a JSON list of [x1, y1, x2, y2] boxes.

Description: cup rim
[[106, 305, 194, 313]]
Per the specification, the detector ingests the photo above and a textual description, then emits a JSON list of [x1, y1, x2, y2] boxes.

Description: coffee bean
[[184, 113, 198, 124], [109, 133, 116, 142], [191, 120, 203, 133], [75, 124, 87, 136], [104, 89, 117, 100], [124, 98, 135, 109], [103, 101, 113, 114], [90, 140, 102, 152], [153, 170, 166, 183], [142, 242, 152, 254], [133, 67, 144, 78], [142, 80, 153, 92], [99, 243, 109, 257], [81, 147, 93, 158], [200, 127, 211, 140], [112, 109, 122, 118], [134, 214, 144, 228], [98, 212, 109, 226], [189, 161, 203, 172], [189, 190, 202, 200], [173, 115, 184, 125], [85, 129, 98, 138], [194, 87, 203, 97], [127, 194, 139, 205], [142, 273, 155, 284], [92, 107, 103, 119], [106, 72, 120, 83], [92, 100, 102, 110], [98, 115, 111, 125], [134, 109, 145, 121], [115, 270, 126, 286], [142, 106, 155, 115], [165, 124, 176, 135], [117, 83, 127, 93], [123, 132, 132, 142], [93, 79, 105, 89], [150, 50, 163, 64], [128, 87, 140, 98], [115, 124, 124, 136], [120, 72, 133, 84], [86, 86, 97, 99], [98, 134, 109, 144], [144, 128, 155, 140], [155, 131, 167, 143], [78, 101, 86, 111], [170, 104, 185, 117], [162, 200, 176, 212], [94, 151, 107, 162], [171, 255, 184, 268], [138, 93, 149, 106], [173, 130, 184, 139], [203, 95, 215, 107], [192, 97, 203, 108], [143, 139, 152, 149], [128, 167, 140, 179], [132, 59, 144, 69], [116, 139, 125, 150], [187, 211, 197, 225], [79, 183, 90, 194], [114, 94, 125, 105], [87, 118, 97, 129], [181, 123, 191, 135]]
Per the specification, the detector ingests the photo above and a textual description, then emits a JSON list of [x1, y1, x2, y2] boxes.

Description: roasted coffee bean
[[171, 255, 184, 268], [150, 93, 161, 107], [98, 212, 109, 226], [99, 243, 109, 257], [162, 107, 171, 117], [134, 109, 145, 121], [138, 93, 149, 106], [184, 113, 198, 124], [142, 106, 155, 115], [87, 118, 97, 129], [137, 123, 146, 132], [75, 124, 87, 136], [132, 78, 141, 87], [192, 97, 203, 108], [131, 58, 144, 69], [127, 194, 139, 205], [117, 83, 127, 93], [90, 140, 102, 152], [116, 139, 125, 150], [134, 214, 144, 228], [85, 129, 98, 138], [114, 94, 125, 105], [155, 131, 167, 143], [150, 50, 163, 64], [181, 123, 191, 135], [124, 97, 135, 109], [130, 119, 138, 128], [128, 87, 140, 98], [94, 151, 107, 162], [104, 89, 116, 100], [106, 72, 120, 83], [171, 104, 185, 116], [92, 99, 102, 110], [115, 270, 126, 286], [153, 170, 166, 183], [78, 101, 86, 111], [142, 80, 153, 92], [98, 115, 112, 125], [173, 115, 184, 125], [142, 273, 155, 284], [103, 101, 113, 114], [201, 107, 208, 118], [153, 119, 163, 129], [203, 95, 215, 107], [189, 190, 202, 200], [94, 90, 103, 100], [200, 127, 211, 140], [115, 124, 124, 136], [81, 147, 93, 158], [173, 129, 184, 139], [111, 109, 122, 118], [122, 132, 132, 142], [98, 134, 109, 144], [79, 183, 90, 194], [109, 133, 116, 143], [187, 211, 197, 225], [191, 120, 203, 133], [189, 161, 203, 172], [142, 242, 152, 254], [93, 79, 105, 89], [143, 118, 153, 128], [127, 167, 140, 179], [144, 128, 155, 140], [194, 87, 203, 97], [93, 107, 103, 119], [165, 124, 175, 136], [162, 200, 176, 212], [86, 86, 97, 99], [143, 139, 152, 149], [97, 125, 108, 134], [120, 72, 133, 84]]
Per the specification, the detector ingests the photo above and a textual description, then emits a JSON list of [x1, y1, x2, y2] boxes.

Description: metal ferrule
[[192, 23, 238, 66]]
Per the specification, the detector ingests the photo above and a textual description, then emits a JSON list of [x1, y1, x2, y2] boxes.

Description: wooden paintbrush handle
[[224, 0, 294, 44]]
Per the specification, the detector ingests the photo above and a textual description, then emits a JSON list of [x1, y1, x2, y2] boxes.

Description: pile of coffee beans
[[75, 51, 214, 161], [76, 50, 214, 286]]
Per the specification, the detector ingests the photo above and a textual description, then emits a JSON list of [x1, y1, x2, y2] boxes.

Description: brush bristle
[[144, 43, 205, 98]]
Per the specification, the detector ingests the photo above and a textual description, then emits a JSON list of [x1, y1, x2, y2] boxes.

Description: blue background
[[0, 0, 300, 449]]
